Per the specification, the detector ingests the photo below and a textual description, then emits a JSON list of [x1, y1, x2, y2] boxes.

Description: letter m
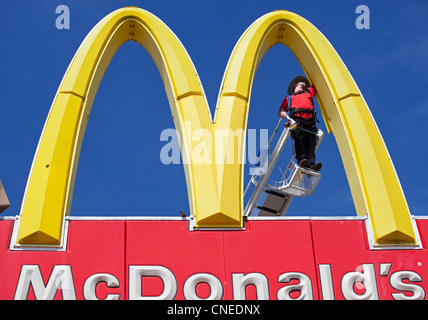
[[14, 265, 76, 300]]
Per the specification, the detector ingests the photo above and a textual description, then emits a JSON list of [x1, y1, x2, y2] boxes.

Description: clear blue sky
[[1, 0, 427, 218]]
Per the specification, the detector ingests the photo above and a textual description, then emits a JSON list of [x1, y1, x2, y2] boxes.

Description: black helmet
[[287, 76, 310, 95]]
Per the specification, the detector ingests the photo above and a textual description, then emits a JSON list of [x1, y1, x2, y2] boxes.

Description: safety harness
[[287, 90, 319, 123]]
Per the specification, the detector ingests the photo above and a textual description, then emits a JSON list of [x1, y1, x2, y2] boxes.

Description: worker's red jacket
[[279, 86, 316, 119]]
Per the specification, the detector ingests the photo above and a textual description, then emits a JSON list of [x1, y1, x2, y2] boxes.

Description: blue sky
[[1, 0, 427, 218]]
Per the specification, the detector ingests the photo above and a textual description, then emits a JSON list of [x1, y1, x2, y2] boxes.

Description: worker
[[278, 76, 322, 171]]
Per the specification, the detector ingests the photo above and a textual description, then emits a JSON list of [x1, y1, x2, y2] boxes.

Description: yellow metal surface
[[17, 8, 415, 246], [216, 11, 415, 245], [17, 7, 240, 245]]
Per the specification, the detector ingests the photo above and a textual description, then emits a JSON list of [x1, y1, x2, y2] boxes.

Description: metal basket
[[267, 161, 321, 197]]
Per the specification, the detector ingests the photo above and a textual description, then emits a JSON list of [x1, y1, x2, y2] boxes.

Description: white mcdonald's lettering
[[13, 264, 427, 300], [183, 273, 223, 300], [14, 265, 76, 300], [83, 273, 120, 300], [129, 265, 177, 300]]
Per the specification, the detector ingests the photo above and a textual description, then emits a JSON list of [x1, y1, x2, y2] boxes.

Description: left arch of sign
[[16, 7, 416, 246]]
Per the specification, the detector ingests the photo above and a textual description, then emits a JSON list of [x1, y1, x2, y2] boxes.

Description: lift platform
[[244, 119, 324, 217]]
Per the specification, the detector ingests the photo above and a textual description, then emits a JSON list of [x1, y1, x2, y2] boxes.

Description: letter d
[[129, 266, 177, 300], [341, 264, 378, 300]]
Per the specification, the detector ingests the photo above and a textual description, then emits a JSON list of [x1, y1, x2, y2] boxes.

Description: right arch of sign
[[220, 10, 416, 245]]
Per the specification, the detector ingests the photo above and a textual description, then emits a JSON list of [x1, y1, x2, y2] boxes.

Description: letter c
[[83, 273, 120, 300]]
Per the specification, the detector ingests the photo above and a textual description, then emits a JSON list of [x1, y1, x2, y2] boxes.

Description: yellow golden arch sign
[[17, 7, 416, 247]]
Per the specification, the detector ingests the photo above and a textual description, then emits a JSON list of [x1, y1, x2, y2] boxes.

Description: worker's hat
[[287, 76, 310, 95]]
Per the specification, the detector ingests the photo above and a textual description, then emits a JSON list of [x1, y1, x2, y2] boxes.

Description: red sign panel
[[312, 219, 428, 300], [126, 220, 317, 300], [0, 220, 125, 300], [0, 218, 427, 300]]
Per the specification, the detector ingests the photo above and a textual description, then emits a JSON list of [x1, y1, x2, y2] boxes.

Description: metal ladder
[[243, 119, 324, 217]]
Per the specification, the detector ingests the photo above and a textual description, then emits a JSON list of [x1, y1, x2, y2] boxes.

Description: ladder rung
[[256, 206, 278, 215], [262, 190, 289, 212], [264, 189, 286, 198]]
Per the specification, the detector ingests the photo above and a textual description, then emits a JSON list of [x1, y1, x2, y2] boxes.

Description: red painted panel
[[311, 219, 428, 300], [125, 220, 227, 300], [126, 219, 318, 300], [0, 219, 13, 250], [0, 220, 125, 300], [223, 220, 318, 300], [1, 218, 428, 300]]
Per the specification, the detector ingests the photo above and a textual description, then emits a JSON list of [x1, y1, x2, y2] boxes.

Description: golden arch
[[17, 7, 416, 246]]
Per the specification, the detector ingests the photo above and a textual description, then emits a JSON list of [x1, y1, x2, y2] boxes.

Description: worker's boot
[[311, 162, 322, 171], [298, 159, 308, 168]]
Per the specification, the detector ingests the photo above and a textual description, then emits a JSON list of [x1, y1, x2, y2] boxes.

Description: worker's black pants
[[291, 117, 317, 166]]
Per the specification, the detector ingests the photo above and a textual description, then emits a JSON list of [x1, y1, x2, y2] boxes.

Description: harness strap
[[289, 108, 315, 114], [286, 91, 320, 123]]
